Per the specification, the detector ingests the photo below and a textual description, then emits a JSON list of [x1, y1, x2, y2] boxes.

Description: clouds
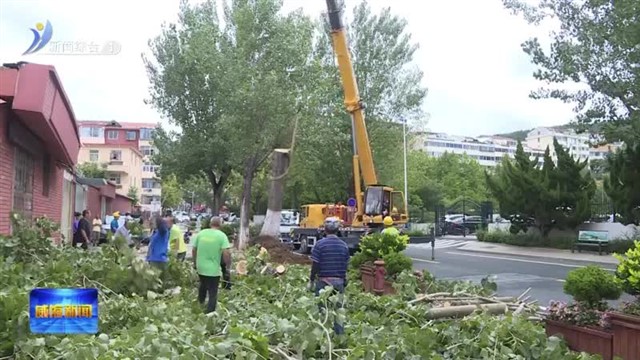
[[0, 0, 575, 136]]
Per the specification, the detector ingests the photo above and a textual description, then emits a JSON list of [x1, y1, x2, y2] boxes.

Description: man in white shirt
[[114, 221, 133, 248]]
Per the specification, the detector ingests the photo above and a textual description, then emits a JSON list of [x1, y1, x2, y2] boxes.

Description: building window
[[139, 128, 154, 140], [125, 131, 137, 140], [89, 149, 99, 161], [108, 173, 121, 185], [80, 126, 103, 138], [13, 147, 35, 220], [142, 178, 155, 189], [140, 146, 155, 157], [142, 163, 159, 173], [110, 150, 122, 161], [107, 130, 118, 139]]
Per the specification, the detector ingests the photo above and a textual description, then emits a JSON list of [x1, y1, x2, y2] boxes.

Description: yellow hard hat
[[113, 211, 120, 217], [383, 216, 393, 226]]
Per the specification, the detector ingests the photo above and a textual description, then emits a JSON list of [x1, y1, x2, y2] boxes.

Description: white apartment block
[[414, 127, 621, 168], [415, 132, 544, 168], [525, 127, 621, 162]]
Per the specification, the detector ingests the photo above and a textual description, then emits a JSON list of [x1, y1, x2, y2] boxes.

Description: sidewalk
[[456, 241, 619, 265]]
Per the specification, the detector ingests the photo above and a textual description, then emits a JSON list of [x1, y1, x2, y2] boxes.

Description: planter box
[[545, 320, 613, 360], [608, 312, 640, 360], [360, 264, 395, 295]]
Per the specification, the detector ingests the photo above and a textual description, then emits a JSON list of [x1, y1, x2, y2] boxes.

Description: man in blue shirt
[[147, 218, 170, 272], [308, 217, 350, 335], [110, 212, 120, 234]]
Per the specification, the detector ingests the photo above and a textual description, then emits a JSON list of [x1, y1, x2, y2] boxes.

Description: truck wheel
[[300, 236, 309, 254]]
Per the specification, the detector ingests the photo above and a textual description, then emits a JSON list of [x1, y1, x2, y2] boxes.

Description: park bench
[[572, 230, 610, 255]]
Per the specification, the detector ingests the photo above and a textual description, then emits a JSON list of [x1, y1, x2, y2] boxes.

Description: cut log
[[261, 149, 292, 237], [236, 260, 248, 275], [426, 303, 508, 319], [259, 263, 287, 276]]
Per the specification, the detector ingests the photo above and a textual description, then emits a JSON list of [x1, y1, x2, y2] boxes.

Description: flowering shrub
[[547, 301, 609, 328]]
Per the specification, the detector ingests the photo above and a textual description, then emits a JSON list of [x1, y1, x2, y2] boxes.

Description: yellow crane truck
[[291, 0, 408, 254]]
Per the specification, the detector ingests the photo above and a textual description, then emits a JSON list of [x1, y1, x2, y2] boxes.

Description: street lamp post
[[403, 118, 408, 212]]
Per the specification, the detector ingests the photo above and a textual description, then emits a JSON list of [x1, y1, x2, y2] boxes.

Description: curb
[[453, 246, 618, 265]]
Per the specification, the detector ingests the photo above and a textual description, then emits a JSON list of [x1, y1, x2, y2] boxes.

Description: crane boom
[[325, 0, 377, 187]]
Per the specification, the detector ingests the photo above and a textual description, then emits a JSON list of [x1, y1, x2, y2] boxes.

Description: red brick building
[[0, 62, 81, 240]]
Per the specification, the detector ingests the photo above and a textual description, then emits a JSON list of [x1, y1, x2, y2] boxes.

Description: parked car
[[442, 215, 483, 235]]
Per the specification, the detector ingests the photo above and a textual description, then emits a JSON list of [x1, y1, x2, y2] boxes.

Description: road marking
[[444, 251, 616, 271], [411, 258, 440, 264], [408, 240, 465, 250], [556, 279, 566, 282]]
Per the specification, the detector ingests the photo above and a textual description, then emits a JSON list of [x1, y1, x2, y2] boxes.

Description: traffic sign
[[347, 198, 356, 207]]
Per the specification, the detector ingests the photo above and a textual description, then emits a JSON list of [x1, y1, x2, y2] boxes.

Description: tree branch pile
[[409, 288, 544, 320]]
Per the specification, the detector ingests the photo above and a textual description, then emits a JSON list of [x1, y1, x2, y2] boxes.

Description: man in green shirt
[[167, 215, 187, 261], [192, 216, 231, 313]]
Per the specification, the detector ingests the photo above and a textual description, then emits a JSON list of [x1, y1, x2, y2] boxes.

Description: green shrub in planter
[[564, 265, 622, 309], [614, 240, 640, 297], [381, 252, 413, 279]]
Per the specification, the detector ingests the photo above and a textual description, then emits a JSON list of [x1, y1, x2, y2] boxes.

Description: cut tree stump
[[261, 149, 292, 237]]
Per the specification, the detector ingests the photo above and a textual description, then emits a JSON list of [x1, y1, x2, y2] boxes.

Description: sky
[[0, 0, 576, 137]]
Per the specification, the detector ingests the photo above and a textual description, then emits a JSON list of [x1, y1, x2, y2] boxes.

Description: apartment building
[[415, 127, 622, 168], [120, 122, 161, 213], [414, 132, 545, 168], [525, 127, 622, 161], [77, 121, 143, 201], [77, 120, 161, 213]]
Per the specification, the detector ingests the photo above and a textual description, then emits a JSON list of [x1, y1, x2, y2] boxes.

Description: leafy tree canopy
[[503, 0, 640, 143], [77, 162, 107, 179], [285, 1, 427, 206], [161, 173, 183, 210]]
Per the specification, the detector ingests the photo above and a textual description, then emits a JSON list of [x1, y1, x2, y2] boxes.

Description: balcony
[[142, 187, 162, 196], [106, 162, 128, 173]]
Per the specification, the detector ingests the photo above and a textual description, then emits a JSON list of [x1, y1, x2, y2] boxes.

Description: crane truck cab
[[291, 186, 408, 254]]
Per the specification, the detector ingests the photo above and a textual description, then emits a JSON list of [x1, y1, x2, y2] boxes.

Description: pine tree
[[605, 143, 640, 225], [486, 139, 596, 237], [549, 139, 596, 230]]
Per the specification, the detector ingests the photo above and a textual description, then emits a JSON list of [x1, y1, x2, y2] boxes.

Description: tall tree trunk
[[212, 191, 223, 216], [261, 149, 291, 237], [207, 168, 231, 216], [238, 159, 256, 249]]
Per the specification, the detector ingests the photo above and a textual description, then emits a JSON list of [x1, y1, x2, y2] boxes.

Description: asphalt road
[[405, 238, 630, 307]]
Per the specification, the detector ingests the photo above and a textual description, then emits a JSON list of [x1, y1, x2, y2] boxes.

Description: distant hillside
[[495, 124, 576, 141]]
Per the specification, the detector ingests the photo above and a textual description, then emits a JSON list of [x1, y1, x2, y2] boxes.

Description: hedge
[[476, 230, 637, 254]]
